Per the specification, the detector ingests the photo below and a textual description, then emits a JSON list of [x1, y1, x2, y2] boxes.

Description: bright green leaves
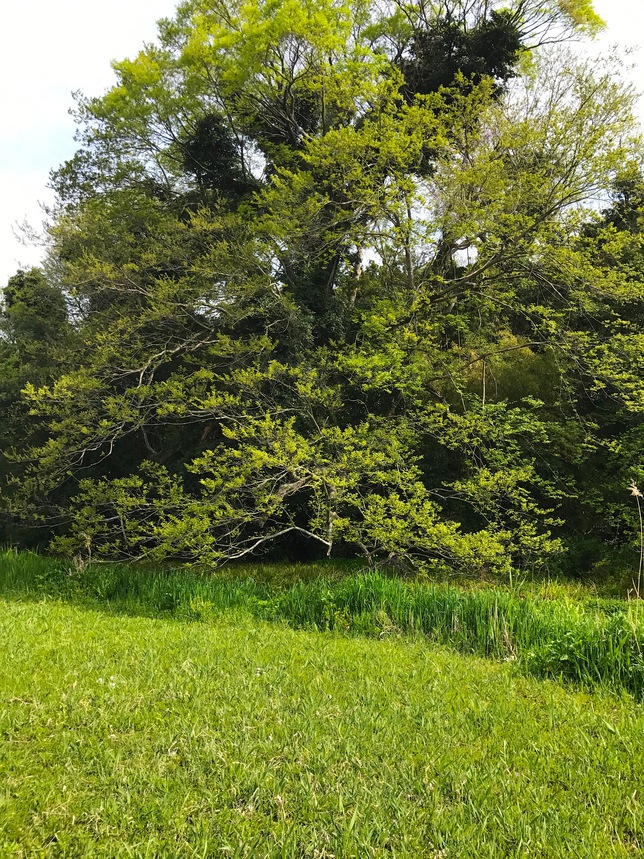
[[583, 334, 644, 413], [56, 407, 514, 574], [175, 0, 390, 167], [259, 86, 447, 262], [5, 0, 641, 575], [50, 462, 193, 561], [556, 0, 605, 33]]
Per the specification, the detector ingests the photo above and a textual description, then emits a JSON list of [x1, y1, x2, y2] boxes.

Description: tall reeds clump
[[271, 572, 644, 696]]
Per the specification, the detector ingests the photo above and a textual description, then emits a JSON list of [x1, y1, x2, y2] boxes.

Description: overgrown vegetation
[[1, 0, 643, 577], [3, 551, 644, 698], [3, 5, 644, 850]]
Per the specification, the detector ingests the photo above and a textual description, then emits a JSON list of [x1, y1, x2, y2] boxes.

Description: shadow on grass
[[0, 549, 363, 618]]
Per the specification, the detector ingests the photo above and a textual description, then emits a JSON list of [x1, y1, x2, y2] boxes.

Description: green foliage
[[399, 10, 523, 101], [4, 551, 644, 697], [3, 0, 642, 576], [1, 269, 68, 358], [0, 269, 73, 545]]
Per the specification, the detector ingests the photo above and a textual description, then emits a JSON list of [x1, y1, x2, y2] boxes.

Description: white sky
[[1, 0, 643, 286]]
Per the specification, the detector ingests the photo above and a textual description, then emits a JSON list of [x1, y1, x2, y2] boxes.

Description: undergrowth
[[1, 550, 644, 697]]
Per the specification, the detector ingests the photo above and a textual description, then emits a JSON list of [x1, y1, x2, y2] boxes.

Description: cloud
[[0, 0, 177, 285]]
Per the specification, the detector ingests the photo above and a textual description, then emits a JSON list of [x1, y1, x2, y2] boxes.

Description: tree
[[0, 269, 71, 544], [6, 0, 642, 576]]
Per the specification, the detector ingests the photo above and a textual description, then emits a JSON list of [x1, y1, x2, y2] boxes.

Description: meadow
[[1, 551, 644, 856], [2, 551, 643, 697]]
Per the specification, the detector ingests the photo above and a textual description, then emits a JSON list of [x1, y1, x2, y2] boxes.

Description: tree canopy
[[2, 0, 644, 577]]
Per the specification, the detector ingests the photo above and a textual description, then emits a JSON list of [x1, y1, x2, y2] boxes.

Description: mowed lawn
[[1, 599, 643, 858]]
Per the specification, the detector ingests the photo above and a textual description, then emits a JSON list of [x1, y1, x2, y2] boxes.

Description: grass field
[[1, 598, 644, 858], [2, 551, 644, 856], [2, 551, 644, 697]]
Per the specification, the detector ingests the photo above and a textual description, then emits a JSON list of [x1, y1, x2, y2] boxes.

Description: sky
[[1, 0, 644, 287]]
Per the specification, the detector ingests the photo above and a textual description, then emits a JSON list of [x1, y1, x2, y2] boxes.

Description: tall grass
[[2, 549, 644, 697]]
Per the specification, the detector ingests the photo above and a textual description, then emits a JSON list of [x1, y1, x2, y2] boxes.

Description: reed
[[630, 481, 644, 602]]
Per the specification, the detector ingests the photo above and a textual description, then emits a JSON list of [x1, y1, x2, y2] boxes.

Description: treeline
[[1, 0, 643, 577]]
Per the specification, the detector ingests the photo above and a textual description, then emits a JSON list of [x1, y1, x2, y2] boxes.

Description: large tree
[[5, 0, 644, 575]]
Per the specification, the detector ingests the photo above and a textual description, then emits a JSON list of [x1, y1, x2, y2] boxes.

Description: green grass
[[1, 598, 644, 857], [2, 550, 644, 698]]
